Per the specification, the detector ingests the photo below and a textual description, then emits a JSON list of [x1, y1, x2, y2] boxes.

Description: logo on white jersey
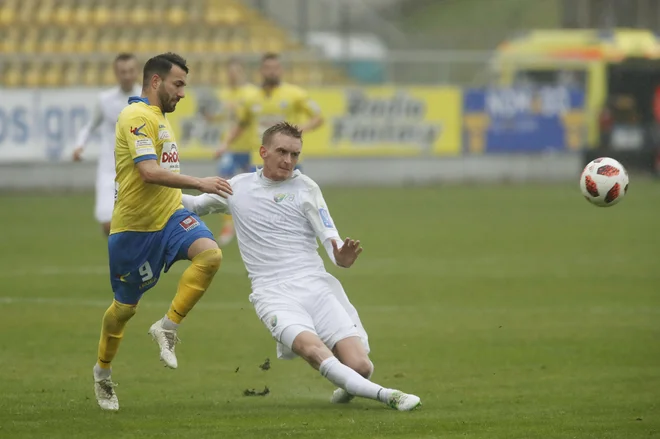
[[160, 142, 180, 173], [273, 193, 295, 203], [319, 207, 334, 228], [179, 216, 199, 232]]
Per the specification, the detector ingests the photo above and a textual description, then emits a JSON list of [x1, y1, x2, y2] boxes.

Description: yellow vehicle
[[491, 28, 660, 149]]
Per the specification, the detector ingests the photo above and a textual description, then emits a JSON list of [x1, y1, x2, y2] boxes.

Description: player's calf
[[94, 299, 137, 411], [152, 239, 222, 369], [289, 329, 421, 411]]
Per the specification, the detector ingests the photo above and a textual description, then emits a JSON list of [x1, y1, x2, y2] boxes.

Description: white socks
[[319, 357, 392, 403], [161, 315, 179, 330], [93, 363, 111, 381]]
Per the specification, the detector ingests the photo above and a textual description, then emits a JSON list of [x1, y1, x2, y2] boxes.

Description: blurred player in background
[[214, 52, 324, 246], [73, 53, 142, 236], [93, 53, 233, 412], [185, 123, 421, 411], [212, 58, 259, 246]]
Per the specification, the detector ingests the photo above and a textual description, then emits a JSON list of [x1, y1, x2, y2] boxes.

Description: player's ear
[[259, 145, 267, 159]]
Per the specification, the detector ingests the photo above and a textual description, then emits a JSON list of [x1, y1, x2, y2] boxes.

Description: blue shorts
[[108, 208, 215, 305], [217, 152, 252, 178]]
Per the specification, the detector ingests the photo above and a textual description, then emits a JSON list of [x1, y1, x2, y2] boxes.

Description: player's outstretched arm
[[181, 193, 229, 216], [136, 160, 232, 197]]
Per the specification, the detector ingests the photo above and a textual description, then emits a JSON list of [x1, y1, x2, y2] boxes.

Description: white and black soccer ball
[[580, 157, 629, 207]]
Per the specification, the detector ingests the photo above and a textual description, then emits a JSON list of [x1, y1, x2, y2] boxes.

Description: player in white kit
[[181, 122, 421, 411], [72, 53, 142, 236]]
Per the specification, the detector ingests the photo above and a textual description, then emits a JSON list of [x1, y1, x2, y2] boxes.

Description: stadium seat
[[94, 5, 112, 26], [25, 62, 42, 88], [62, 62, 82, 87], [60, 29, 79, 54], [36, 0, 55, 26], [54, 1, 74, 26], [21, 29, 39, 55], [77, 29, 97, 54], [3, 0, 350, 88], [0, 0, 17, 26], [43, 63, 64, 88], [3, 63, 23, 88], [82, 62, 99, 87], [73, 4, 91, 26], [101, 63, 116, 86], [1, 29, 20, 54]]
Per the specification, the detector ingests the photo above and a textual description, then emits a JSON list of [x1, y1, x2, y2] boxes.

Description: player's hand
[[214, 144, 228, 159], [198, 177, 233, 198], [72, 146, 84, 162], [332, 238, 362, 268]]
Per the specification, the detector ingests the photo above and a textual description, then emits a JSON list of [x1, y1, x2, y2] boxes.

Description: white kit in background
[[75, 84, 142, 223]]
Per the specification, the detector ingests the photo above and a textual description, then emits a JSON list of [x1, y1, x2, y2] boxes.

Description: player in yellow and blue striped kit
[[93, 53, 233, 411]]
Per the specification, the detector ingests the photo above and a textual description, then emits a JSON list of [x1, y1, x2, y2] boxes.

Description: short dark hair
[[142, 52, 188, 86], [262, 122, 302, 146], [261, 52, 280, 63], [114, 53, 136, 64]]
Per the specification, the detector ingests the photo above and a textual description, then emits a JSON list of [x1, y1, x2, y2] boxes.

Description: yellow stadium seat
[[62, 62, 81, 87], [54, 4, 73, 26], [1, 29, 20, 54], [135, 30, 157, 54], [18, 0, 37, 24], [77, 29, 97, 54], [98, 30, 117, 54], [4, 63, 23, 88], [101, 63, 116, 86], [115, 30, 135, 54], [167, 5, 187, 26], [94, 6, 112, 26], [228, 37, 247, 53], [82, 62, 98, 87], [21, 29, 39, 55], [191, 31, 210, 54], [60, 28, 78, 54], [25, 63, 41, 88], [40, 29, 60, 54], [36, 1, 55, 26], [0, 0, 17, 26], [130, 6, 150, 26], [73, 5, 91, 26], [43, 63, 64, 88]]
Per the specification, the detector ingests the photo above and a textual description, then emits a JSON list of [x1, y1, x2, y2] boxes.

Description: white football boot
[[387, 390, 422, 411], [148, 320, 180, 369], [93, 368, 119, 411], [331, 388, 355, 404]]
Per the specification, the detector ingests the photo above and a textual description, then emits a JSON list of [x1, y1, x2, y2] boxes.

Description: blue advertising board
[[462, 86, 586, 154]]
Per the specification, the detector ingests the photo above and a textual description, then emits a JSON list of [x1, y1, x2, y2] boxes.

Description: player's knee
[[110, 300, 138, 323], [292, 333, 331, 369], [194, 248, 223, 273], [346, 357, 373, 378]]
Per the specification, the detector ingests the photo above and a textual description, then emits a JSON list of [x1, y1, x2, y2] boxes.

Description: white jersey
[[183, 169, 342, 289], [76, 84, 142, 176]]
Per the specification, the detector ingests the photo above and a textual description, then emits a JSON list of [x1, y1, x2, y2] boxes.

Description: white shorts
[[248, 272, 370, 360], [94, 173, 115, 224]]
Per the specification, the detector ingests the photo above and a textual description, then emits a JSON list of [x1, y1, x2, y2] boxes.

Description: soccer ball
[[580, 157, 629, 207]]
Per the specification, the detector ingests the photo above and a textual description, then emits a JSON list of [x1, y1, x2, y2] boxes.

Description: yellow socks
[[166, 248, 222, 324], [97, 300, 137, 369]]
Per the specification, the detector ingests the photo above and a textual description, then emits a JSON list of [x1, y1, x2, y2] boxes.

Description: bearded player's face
[[261, 58, 282, 87], [158, 65, 187, 113]]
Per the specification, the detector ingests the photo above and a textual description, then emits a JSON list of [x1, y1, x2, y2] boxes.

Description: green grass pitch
[[0, 182, 658, 439]]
